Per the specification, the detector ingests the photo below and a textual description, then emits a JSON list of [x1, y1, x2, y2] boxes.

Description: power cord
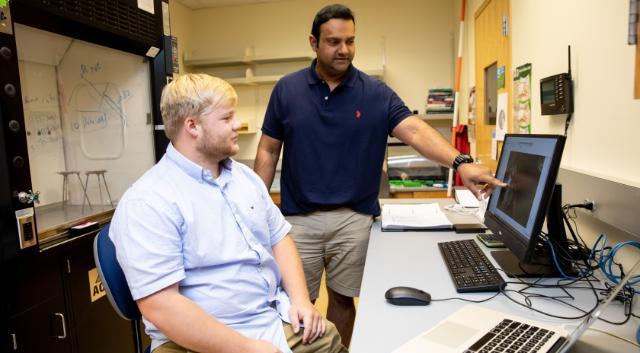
[[564, 200, 595, 211], [564, 112, 573, 136], [431, 291, 500, 303]]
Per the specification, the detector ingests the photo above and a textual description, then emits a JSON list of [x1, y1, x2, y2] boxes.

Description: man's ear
[[183, 116, 200, 138], [309, 35, 318, 52]]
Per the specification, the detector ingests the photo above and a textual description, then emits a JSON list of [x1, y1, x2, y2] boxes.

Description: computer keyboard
[[438, 239, 506, 293], [465, 318, 559, 353]]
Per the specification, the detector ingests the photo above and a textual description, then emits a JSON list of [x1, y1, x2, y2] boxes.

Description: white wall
[[172, 0, 456, 159], [457, 0, 640, 266], [458, 0, 640, 188], [169, 0, 192, 75]]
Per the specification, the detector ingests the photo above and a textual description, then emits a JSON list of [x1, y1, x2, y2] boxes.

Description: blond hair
[[160, 73, 237, 141]]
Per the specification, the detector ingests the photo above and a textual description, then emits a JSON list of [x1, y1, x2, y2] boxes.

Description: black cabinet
[[8, 295, 71, 353], [5, 244, 70, 353], [4, 232, 140, 353], [64, 234, 137, 353]]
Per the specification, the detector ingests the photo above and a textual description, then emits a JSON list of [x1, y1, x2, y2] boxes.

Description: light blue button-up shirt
[[110, 144, 293, 352]]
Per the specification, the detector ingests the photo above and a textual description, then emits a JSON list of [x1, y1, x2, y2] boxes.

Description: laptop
[[392, 259, 639, 353]]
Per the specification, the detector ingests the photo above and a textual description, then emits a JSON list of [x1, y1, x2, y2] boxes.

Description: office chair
[[93, 223, 149, 353]]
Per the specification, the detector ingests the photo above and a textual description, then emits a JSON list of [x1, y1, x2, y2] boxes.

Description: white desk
[[350, 199, 639, 353]]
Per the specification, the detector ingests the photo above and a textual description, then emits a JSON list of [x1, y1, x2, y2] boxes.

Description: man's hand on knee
[[288, 302, 326, 344]]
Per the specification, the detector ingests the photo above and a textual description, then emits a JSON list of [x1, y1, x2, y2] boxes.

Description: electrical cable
[[592, 234, 640, 286], [434, 206, 639, 325], [428, 203, 638, 326], [564, 112, 572, 136], [431, 291, 500, 303]]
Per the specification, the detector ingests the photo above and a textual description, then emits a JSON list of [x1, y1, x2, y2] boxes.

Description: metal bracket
[[502, 15, 509, 37]]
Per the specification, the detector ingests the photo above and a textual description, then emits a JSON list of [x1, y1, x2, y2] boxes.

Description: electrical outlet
[[584, 199, 596, 212]]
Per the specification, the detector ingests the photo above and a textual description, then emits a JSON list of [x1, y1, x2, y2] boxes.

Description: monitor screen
[[485, 134, 566, 266]]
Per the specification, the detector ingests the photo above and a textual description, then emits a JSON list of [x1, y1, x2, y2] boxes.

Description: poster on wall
[[513, 63, 532, 133], [467, 87, 476, 141]]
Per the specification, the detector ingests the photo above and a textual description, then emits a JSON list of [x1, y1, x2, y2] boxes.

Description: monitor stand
[[491, 250, 558, 277], [491, 184, 577, 278]]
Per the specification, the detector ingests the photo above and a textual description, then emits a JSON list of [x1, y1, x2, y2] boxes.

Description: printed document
[[455, 189, 480, 208], [381, 204, 453, 231]]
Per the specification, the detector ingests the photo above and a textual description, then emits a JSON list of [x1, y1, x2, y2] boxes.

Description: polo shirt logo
[[356, 110, 361, 119]]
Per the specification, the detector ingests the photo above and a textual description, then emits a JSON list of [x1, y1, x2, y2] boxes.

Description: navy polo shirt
[[262, 60, 412, 216]]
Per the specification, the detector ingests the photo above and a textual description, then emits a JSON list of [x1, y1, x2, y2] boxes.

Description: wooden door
[[474, 0, 512, 171]]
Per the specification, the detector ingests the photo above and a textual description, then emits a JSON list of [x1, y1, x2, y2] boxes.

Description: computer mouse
[[385, 286, 431, 306]]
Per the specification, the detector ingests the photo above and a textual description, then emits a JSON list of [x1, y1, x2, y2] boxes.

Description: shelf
[[224, 68, 384, 86], [183, 53, 314, 68], [186, 51, 385, 85], [237, 122, 256, 134], [420, 113, 453, 121], [226, 75, 283, 86], [363, 68, 385, 79]]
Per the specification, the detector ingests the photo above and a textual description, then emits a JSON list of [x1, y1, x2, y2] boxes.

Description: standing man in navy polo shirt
[[254, 4, 506, 347]]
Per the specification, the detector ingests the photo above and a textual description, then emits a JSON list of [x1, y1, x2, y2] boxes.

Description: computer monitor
[[484, 134, 570, 277]]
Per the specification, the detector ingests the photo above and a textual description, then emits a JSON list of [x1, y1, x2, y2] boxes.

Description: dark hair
[[311, 4, 355, 41]]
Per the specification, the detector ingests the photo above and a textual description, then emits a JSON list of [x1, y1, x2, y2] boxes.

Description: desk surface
[[350, 199, 639, 353]]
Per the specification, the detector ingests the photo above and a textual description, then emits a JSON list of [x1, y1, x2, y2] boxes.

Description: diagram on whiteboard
[[68, 77, 130, 160]]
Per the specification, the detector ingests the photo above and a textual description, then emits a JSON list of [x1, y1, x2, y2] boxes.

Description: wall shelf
[[420, 113, 453, 121], [185, 52, 385, 84], [183, 53, 314, 68], [186, 53, 385, 133], [226, 75, 283, 86]]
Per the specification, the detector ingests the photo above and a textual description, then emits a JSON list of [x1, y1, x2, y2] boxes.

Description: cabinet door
[[64, 234, 137, 353], [4, 246, 70, 353], [7, 295, 71, 353]]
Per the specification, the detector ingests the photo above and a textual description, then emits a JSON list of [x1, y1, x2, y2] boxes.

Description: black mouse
[[385, 286, 431, 306]]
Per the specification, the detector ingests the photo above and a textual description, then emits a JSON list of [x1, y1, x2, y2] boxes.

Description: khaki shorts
[[153, 320, 347, 353], [286, 208, 374, 299]]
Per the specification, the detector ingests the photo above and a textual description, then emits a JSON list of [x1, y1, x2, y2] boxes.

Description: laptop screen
[[560, 259, 640, 352]]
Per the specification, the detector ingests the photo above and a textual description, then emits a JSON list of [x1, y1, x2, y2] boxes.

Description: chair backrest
[[93, 223, 141, 320]]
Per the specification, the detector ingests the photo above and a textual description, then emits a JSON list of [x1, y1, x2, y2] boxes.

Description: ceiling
[[175, 0, 286, 10]]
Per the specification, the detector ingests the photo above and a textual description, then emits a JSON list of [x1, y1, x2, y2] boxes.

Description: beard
[[196, 126, 238, 162]]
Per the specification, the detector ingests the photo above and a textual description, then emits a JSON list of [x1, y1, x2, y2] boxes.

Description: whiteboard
[[16, 24, 155, 206], [18, 61, 66, 206]]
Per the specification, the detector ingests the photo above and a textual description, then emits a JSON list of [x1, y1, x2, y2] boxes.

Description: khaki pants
[[286, 208, 373, 299], [154, 320, 347, 353]]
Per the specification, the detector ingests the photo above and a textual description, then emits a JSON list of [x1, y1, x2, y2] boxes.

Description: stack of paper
[[381, 204, 453, 231], [455, 189, 480, 208]]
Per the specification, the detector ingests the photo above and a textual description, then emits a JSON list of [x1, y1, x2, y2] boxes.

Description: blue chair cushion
[[94, 223, 141, 320]]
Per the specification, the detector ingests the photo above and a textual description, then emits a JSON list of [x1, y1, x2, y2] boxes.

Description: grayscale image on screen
[[496, 151, 544, 227]]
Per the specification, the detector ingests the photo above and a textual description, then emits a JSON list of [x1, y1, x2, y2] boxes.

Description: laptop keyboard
[[438, 239, 506, 292], [464, 319, 557, 353]]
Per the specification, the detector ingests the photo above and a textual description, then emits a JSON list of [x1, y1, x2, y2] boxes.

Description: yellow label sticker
[[88, 268, 107, 302]]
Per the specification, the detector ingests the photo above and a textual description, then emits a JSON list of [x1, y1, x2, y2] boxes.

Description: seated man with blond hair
[[110, 73, 347, 353]]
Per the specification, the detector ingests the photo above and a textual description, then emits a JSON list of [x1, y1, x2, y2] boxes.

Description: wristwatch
[[452, 154, 474, 171]]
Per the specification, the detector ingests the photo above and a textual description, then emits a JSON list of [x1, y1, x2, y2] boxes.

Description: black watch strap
[[452, 154, 474, 171]]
